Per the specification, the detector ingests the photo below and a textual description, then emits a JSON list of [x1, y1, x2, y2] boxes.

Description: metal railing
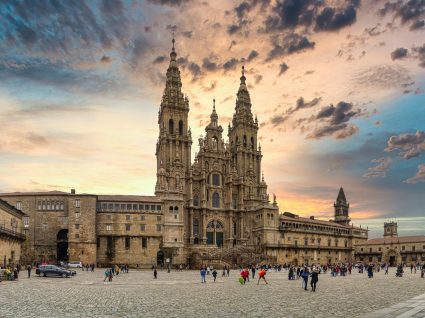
[[0, 225, 26, 240]]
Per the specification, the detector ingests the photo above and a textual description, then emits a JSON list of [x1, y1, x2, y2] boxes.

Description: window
[[212, 173, 220, 186], [23, 216, 29, 228], [60, 201, 64, 210], [37, 201, 42, 210], [47, 201, 51, 210], [125, 224, 131, 231], [108, 203, 113, 210], [121, 204, 126, 210], [157, 216, 161, 221], [75, 211, 80, 218], [178, 120, 183, 136], [125, 237, 130, 249], [232, 222, 237, 236], [140, 215, 145, 221], [378, 247, 381, 251], [156, 224, 162, 232], [156, 205, 162, 211], [106, 224, 112, 231], [75, 199, 80, 208], [193, 194, 200, 207], [212, 136, 218, 150], [55, 201, 60, 210], [127, 204, 132, 210], [174, 214, 177, 219], [370, 248, 372, 252], [16, 202, 22, 210], [212, 192, 220, 208], [193, 219, 199, 236], [97, 237, 100, 248], [140, 224, 146, 231], [169, 119, 174, 134], [345, 240, 348, 248], [169, 206, 173, 213], [150, 205, 155, 211], [126, 215, 130, 220], [304, 238, 308, 246], [328, 239, 331, 247], [412, 246, 415, 252], [145, 204, 150, 210], [141, 237, 148, 248], [402, 246, 405, 250], [42, 201, 46, 210], [243, 135, 247, 147], [75, 234, 79, 239], [75, 224, 80, 230], [133, 204, 138, 210]]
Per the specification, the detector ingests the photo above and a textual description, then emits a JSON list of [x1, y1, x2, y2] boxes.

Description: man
[[301, 267, 310, 290], [27, 264, 31, 278], [200, 267, 206, 283], [310, 267, 319, 292]]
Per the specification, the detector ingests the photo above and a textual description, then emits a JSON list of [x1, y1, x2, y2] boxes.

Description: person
[[257, 268, 268, 285], [251, 265, 256, 279], [241, 268, 249, 284], [226, 266, 230, 277], [301, 267, 309, 290], [27, 264, 31, 278], [103, 269, 109, 283], [310, 267, 319, 292], [212, 269, 217, 282], [222, 266, 226, 277], [13, 267, 18, 280], [385, 264, 389, 275], [411, 263, 414, 274], [108, 269, 113, 282], [367, 264, 374, 278], [200, 267, 207, 283], [154, 267, 158, 279], [421, 265, 424, 278]]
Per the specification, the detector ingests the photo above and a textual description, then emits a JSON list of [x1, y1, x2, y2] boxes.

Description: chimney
[[71, 189, 76, 194], [310, 216, 315, 220]]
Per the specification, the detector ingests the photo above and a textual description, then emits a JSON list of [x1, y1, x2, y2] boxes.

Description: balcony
[[0, 225, 26, 241]]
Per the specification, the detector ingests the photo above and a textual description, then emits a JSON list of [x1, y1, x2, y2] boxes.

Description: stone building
[[0, 198, 26, 267], [354, 222, 425, 266], [0, 39, 368, 267]]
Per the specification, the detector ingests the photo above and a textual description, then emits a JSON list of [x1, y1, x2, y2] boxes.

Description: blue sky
[[0, 0, 424, 238]]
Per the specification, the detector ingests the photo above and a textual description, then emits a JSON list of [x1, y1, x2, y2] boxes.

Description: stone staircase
[[190, 245, 276, 268]]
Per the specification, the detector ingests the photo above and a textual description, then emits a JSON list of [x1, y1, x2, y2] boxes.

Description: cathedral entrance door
[[206, 220, 224, 246], [157, 251, 164, 266], [389, 256, 396, 266], [206, 232, 214, 245]]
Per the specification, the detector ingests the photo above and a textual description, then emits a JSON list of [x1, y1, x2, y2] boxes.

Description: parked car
[[67, 261, 83, 268], [36, 265, 74, 278]]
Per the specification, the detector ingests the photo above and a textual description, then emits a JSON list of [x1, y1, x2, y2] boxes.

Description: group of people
[[81, 263, 96, 272], [0, 264, 20, 281], [103, 264, 129, 283]]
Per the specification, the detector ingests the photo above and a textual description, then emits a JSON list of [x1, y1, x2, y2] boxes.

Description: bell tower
[[155, 36, 192, 196], [384, 221, 398, 237], [334, 187, 350, 226]]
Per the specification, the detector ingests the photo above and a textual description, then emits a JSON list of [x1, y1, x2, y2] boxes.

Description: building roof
[[360, 236, 425, 245], [0, 191, 71, 196], [336, 187, 347, 203], [279, 212, 363, 230], [97, 195, 161, 203], [0, 198, 26, 217]]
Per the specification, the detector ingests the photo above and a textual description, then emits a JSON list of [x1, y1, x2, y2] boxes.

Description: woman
[[310, 267, 319, 292], [301, 267, 309, 290]]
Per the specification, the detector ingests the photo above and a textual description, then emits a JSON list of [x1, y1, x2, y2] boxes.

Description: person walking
[[310, 267, 319, 292], [251, 265, 256, 279], [222, 266, 226, 277], [103, 269, 109, 283], [367, 264, 374, 278], [226, 266, 230, 277], [153, 267, 158, 279], [241, 268, 249, 284], [301, 267, 310, 291], [212, 269, 217, 282], [200, 267, 207, 283], [385, 264, 389, 275], [257, 268, 268, 285], [27, 264, 31, 278]]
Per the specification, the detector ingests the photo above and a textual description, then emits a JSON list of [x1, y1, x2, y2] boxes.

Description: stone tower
[[334, 187, 350, 226], [155, 37, 190, 262], [384, 221, 398, 237], [228, 66, 263, 208]]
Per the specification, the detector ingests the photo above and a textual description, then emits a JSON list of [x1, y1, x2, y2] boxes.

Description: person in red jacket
[[257, 268, 268, 285], [241, 268, 249, 284]]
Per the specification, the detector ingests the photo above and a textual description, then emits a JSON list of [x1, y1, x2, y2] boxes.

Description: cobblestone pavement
[[364, 293, 425, 318], [0, 268, 424, 318]]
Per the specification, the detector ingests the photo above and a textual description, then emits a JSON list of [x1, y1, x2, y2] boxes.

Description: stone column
[[202, 209, 207, 244], [189, 209, 194, 244]]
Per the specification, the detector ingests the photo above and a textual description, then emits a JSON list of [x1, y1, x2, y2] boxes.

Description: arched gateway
[[57, 229, 69, 262], [206, 220, 224, 247]]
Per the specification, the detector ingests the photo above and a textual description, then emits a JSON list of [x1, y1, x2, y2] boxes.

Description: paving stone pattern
[[0, 268, 424, 318]]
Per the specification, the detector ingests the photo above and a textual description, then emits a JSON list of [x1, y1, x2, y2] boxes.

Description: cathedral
[[0, 40, 368, 268]]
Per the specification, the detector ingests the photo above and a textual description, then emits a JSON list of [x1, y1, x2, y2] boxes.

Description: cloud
[[412, 43, 425, 67], [153, 55, 167, 64], [223, 58, 240, 70], [410, 19, 425, 30], [363, 157, 392, 178], [378, 0, 425, 30], [100, 55, 112, 64], [182, 31, 193, 38], [147, 0, 190, 6], [306, 101, 365, 139], [202, 58, 218, 71], [247, 50, 259, 61], [270, 114, 288, 127], [266, 33, 315, 61], [385, 130, 425, 159], [353, 64, 412, 89], [315, 5, 358, 31], [254, 74, 263, 84], [391, 47, 408, 60], [404, 164, 425, 184], [278, 62, 289, 76], [286, 97, 321, 115]]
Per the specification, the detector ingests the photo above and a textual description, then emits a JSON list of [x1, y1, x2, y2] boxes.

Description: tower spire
[[170, 32, 177, 61]]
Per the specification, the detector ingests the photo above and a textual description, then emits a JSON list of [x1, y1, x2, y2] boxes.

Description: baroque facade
[[354, 222, 425, 265], [0, 40, 368, 267]]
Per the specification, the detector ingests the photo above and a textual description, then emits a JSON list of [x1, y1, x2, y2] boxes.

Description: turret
[[333, 187, 350, 226]]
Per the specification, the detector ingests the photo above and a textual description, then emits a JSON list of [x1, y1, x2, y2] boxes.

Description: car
[[36, 265, 74, 278], [67, 261, 83, 268]]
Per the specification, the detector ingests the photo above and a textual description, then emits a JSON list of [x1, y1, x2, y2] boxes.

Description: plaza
[[1, 268, 425, 318]]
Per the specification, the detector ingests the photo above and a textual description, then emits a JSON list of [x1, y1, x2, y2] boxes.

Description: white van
[[68, 261, 83, 268]]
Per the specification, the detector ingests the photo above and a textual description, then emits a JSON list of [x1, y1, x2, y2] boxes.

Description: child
[[257, 268, 268, 285], [212, 269, 217, 282], [241, 268, 249, 284]]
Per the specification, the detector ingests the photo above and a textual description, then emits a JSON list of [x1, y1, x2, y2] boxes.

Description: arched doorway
[[206, 220, 224, 247], [385, 249, 400, 266], [57, 229, 69, 262]]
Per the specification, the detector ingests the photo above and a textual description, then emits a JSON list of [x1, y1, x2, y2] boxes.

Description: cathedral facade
[[0, 41, 368, 268]]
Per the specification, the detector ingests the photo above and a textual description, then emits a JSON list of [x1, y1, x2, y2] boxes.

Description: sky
[[0, 0, 424, 238]]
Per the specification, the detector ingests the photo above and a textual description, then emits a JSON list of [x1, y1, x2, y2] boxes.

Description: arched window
[[251, 137, 255, 150], [178, 120, 183, 136], [169, 119, 174, 134], [206, 220, 224, 246], [193, 194, 199, 207], [235, 136, 239, 146], [212, 136, 218, 150], [169, 206, 173, 213], [243, 135, 247, 147], [212, 192, 220, 208], [193, 219, 199, 237], [174, 206, 178, 212]]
